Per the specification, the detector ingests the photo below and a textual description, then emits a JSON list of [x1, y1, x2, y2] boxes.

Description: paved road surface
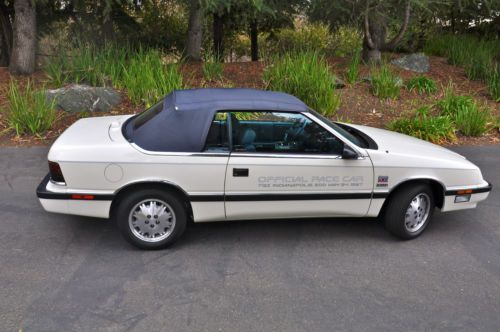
[[0, 146, 498, 331]]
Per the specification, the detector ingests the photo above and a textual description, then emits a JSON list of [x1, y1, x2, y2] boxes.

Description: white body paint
[[38, 114, 491, 222]]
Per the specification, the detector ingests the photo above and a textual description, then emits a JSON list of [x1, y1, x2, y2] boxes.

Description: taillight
[[48, 161, 66, 184]]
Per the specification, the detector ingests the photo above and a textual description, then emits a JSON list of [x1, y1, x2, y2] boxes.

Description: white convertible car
[[37, 88, 491, 249]]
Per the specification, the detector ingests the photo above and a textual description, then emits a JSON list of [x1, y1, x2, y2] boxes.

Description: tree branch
[[363, 0, 375, 50], [383, 0, 411, 51]]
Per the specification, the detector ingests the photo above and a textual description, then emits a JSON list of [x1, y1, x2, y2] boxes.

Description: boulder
[[46, 85, 121, 113], [391, 53, 430, 73], [334, 77, 346, 89]]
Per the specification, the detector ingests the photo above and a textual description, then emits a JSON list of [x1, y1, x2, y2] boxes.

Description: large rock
[[391, 53, 430, 73], [46, 85, 121, 113], [334, 77, 346, 89]]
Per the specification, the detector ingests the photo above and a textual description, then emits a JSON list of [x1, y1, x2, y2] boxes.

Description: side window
[[204, 112, 229, 152], [230, 111, 343, 155]]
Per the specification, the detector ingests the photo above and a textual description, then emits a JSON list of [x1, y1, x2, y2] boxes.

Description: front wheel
[[115, 189, 187, 249], [383, 184, 435, 239]]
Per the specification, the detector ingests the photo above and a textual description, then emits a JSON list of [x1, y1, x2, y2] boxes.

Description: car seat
[[240, 128, 257, 152]]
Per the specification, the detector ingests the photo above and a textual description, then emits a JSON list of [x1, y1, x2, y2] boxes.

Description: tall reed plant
[[3, 80, 57, 136], [370, 64, 402, 99], [345, 50, 361, 84], [120, 49, 183, 107], [263, 51, 341, 116], [424, 35, 499, 85]]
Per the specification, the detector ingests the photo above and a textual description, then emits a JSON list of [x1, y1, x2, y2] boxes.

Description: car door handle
[[233, 168, 249, 177]]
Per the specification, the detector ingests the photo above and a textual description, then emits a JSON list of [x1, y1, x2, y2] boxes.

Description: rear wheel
[[383, 184, 435, 239], [115, 189, 187, 249]]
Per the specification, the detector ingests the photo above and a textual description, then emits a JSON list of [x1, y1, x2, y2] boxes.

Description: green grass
[[370, 64, 402, 100], [424, 34, 500, 94], [263, 51, 341, 116], [406, 76, 437, 95], [44, 43, 128, 88], [120, 49, 183, 107], [2, 80, 57, 136], [453, 102, 490, 136], [487, 65, 500, 102], [388, 106, 456, 143], [43, 44, 184, 108], [345, 50, 361, 84], [437, 86, 490, 136], [202, 52, 224, 82]]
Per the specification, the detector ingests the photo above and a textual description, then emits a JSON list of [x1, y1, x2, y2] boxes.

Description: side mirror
[[341, 144, 359, 159]]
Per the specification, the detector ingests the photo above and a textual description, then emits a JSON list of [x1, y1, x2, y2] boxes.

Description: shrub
[[345, 50, 361, 84], [269, 22, 333, 55], [120, 49, 184, 107], [370, 64, 402, 99], [330, 25, 363, 57], [202, 52, 224, 82], [263, 51, 341, 116], [406, 76, 437, 95], [437, 86, 489, 136], [388, 106, 456, 143], [3, 80, 57, 136]]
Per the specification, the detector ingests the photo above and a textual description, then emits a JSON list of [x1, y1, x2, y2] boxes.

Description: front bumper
[[441, 182, 492, 212]]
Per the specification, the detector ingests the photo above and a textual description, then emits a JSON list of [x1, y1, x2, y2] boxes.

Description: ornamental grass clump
[[345, 50, 361, 84], [370, 64, 402, 100], [3, 80, 57, 136], [120, 49, 184, 107], [388, 106, 456, 144], [406, 76, 437, 95], [424, 34, 500, 100], [263, 51, 341, 116], [437, 85, 489, 137], [202, 51, 224, 82]]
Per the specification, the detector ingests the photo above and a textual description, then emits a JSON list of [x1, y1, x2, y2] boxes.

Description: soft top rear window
[[131, 100, 164, 130]]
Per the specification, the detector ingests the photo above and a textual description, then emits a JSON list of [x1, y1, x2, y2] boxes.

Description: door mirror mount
[[341, 144, 359, 159]]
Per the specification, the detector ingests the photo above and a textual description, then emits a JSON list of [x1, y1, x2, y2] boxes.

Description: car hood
[[347, 124, 466, 161]]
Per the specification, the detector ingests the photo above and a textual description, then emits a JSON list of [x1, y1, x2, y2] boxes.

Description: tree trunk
[[9, 0, 36, 74], [362, 0, 410, 63], [250, 20, 258, 61], [213, 13, 224, 62], [0, 3, 13, 66], [362, 9, 386, 64], [185, 0, 202, 61]]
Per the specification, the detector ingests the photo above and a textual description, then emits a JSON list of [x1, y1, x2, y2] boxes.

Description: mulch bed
[[0, 55, 498, 147]]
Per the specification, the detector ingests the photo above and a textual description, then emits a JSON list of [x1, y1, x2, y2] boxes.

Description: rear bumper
[[441, 182, 492, 212], [36, 173, 112, 218]]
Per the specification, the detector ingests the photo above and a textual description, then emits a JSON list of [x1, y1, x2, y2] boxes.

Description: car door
[[224, 111, 374, 220]]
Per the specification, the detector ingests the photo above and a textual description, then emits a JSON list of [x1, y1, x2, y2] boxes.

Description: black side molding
[[36, 173, 114, 201], [445, 182, 492, 196], [189, 192, 388, 202]]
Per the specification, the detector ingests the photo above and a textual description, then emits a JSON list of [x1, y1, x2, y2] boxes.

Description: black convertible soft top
[[123, 88, 309, 152]]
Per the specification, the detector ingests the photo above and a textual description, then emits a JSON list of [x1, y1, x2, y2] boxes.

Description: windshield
[[308, 109, 365, 147]]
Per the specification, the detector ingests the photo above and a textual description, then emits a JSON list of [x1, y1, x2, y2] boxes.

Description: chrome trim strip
[[49, 178, 66, 186], [230, 153, 342, 159], [130, 143, 229, 157]]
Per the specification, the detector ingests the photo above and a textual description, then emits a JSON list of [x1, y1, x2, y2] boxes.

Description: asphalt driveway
[[0, 145, 499, 331]]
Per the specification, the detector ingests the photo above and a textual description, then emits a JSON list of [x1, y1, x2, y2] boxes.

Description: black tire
[[383, 183, 435, 240], [115, 189, 187, 249]]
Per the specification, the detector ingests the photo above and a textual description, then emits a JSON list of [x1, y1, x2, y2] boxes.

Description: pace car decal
[[257, 176, 364, 189], [376, 175, 389, 188]]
